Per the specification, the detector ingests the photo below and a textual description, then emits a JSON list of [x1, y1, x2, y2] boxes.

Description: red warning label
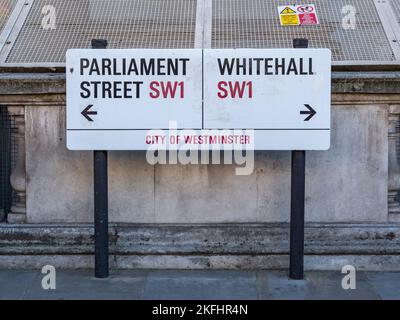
[[299, 12, 319, 25], [278, 4, 319, 26], [297, 5, 315, 13]]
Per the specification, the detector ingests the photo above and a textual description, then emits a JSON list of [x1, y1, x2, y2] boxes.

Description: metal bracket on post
[[91, 39, 109, 279], [289, 38, 308, 280]]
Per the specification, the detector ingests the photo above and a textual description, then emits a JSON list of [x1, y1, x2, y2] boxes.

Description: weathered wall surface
[[1, 73, 400, 270], [1, 223, 400, 270], [24, 96, 388, 223]]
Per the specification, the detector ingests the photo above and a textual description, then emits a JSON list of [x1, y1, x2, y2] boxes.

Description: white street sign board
[[204, 48, 331, 150], [67, 48, 331, 151], [66, 49, 203, 150]]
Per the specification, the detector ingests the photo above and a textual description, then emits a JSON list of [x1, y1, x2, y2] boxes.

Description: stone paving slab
[[0, 270, 398, 300], [21, 270, 148, 300], [365, 272, 400, 300], [143, 270, 258, 300], [0, 270, 37, 300]]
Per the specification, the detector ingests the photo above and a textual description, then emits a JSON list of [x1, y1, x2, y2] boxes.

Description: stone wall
[[23, 98, 389, 223], [0, 72, 400, 270], [0, 72, 398, 224]]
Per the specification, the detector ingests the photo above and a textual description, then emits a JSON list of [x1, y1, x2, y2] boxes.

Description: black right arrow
[[300, 104, 316, 121], [81, 104, 97, 122]]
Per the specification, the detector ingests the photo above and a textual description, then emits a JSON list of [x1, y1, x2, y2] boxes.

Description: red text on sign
[[149, 81, 185, 99], [217, 81, 253, 99], [146, 135, 166, 144]]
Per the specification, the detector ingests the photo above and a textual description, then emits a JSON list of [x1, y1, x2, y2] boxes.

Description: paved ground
[[0, 270, 399, 300]]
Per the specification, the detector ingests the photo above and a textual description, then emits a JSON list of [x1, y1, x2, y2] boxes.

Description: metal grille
[[0, 106, 17, 221], [212, 0, 396, 62], [392, 0, 400, 23], [5, 0, 197, 63], [1, 0, 399, 65], [0, 0, 17, 34]]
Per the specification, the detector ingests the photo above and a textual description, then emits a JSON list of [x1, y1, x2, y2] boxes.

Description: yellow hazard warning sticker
[[280, 13, 300, 26], [278, 4, 319, 26], [279, 5, 299, 26], [280, 7, 297, 14]]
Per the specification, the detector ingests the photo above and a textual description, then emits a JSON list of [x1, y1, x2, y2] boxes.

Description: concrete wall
[[24, 95, 389, 223]]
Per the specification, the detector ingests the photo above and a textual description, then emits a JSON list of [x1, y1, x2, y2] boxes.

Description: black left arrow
[[300, 104, 316, 121], [81, 104, 97, 122]]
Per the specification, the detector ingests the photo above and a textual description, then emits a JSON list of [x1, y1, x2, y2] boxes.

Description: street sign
[[66, 49, 203, 150], [203, 48, 331, 150], [67, 48, 331, 151]]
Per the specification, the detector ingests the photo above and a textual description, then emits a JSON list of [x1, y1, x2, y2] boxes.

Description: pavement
[[0, 269, 399, 300]]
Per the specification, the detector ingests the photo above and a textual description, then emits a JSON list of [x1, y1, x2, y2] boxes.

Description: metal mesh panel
[[212, 0, 396, 62], [392, 0, 400, 23], [0, 0, 17, 34], [6, 0, 197, 63], [0, 106, 17, 221]]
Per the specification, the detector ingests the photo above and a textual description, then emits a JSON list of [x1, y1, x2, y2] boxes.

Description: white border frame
[[0, 0, 34, 65], [374, 0, 400, 61]]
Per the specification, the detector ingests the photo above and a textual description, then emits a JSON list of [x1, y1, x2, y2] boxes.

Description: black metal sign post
[[289, 38, 309, 280], [91, 39, 109, 278]]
